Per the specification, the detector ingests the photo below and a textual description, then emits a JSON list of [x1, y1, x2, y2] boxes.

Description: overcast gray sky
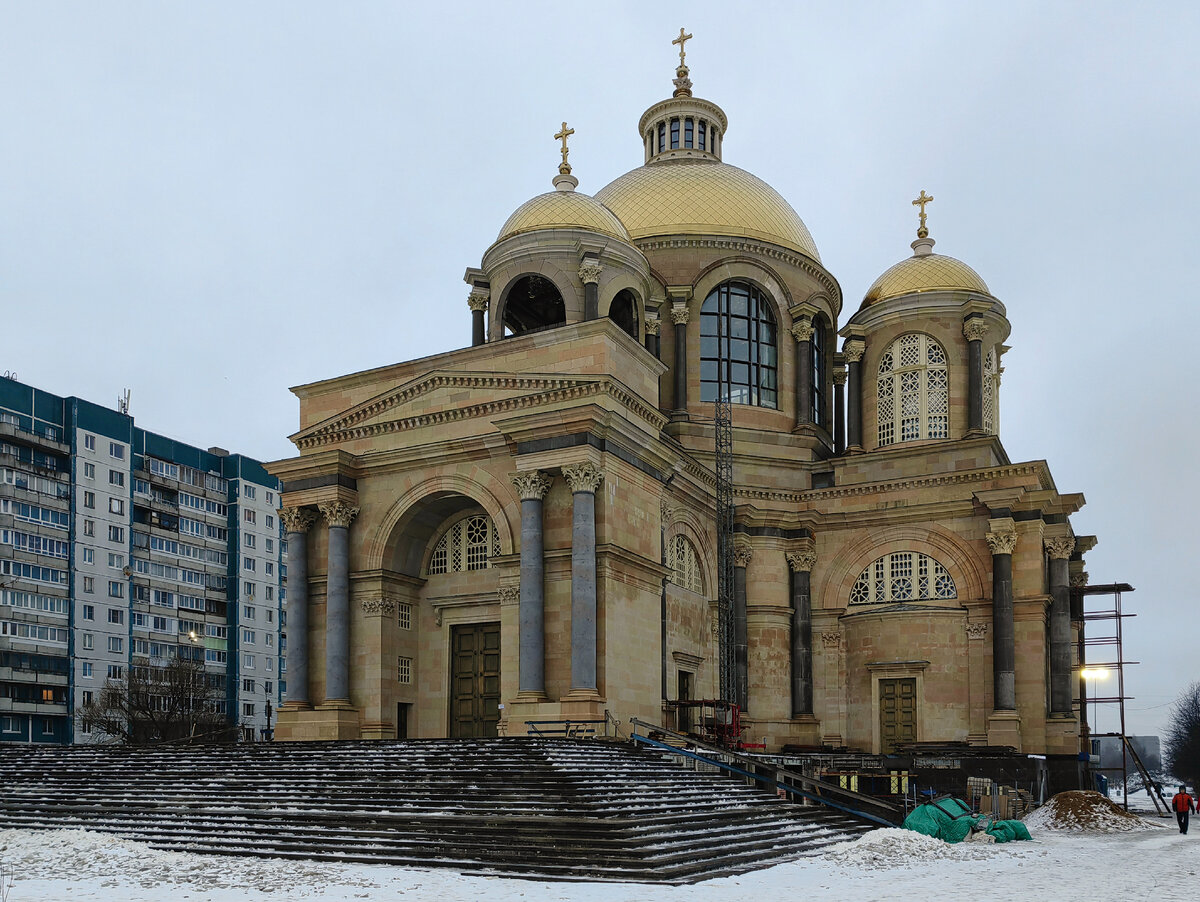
[[1, 1, 1196, 740]]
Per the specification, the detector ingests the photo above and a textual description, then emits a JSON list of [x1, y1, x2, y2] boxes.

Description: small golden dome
[[496, 190, 630, 244], [595, 160, 820, 261], [862, 244, 991, 306]]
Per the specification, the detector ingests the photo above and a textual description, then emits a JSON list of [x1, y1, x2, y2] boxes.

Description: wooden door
[[879, 678, 917, 753], [449, 622, 501, 738]]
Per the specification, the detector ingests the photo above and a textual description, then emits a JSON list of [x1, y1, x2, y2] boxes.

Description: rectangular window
[[131, 612, 147, 628], [397, 656, 412, 684], [265, 515, 274, 530], [82, 662, 93, 678], [398, 603, 412, 631], [684, 117, 694, 148], [107, 608, 123, 624], [243, 557, 256, 572], [107, 553, 124, 570], [670, 117, 680, 149], [242, 629, 255, 644], [109, 470, 125, 488], [264, 680, 273, 694], [109, 498, 124, 515], [244, 509, 256, 524], [83, 491, 95, 509], [264, 562, 274, 576], [109, 442, 124, 460], [265, 538, 274, 553], [243, 654, 254, 669], [82, 633, 94, 650], [242, 678, 255, 693], [83, 519, 94, 537], [107, 581, 124, 599], [83, 576, 94, 593], [244, 533, 256, 548], [80, 547, 94, 565], [41, 718, 54, 735], [84, 434, 96, 451], [242, 702, 255, 717], [265, 586, 274, 602], [82, 603, 94, 620], [698, 119, 706, 150], [107, 636, 123, 653], [83, 462, 95, 479], [265, 608, 274, 623], [266, 491, 274, 505], [108, 525, 124, 543], [152, 616, 169, 632], [243, 485, 256, 500], [107, 665, 124, 680]]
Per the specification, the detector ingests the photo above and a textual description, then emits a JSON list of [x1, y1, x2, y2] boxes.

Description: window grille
[[397, 602, 412, 631], [982, 346, 998, 434], [397, 656, 412, 684], [668, 535, 704, 595], [699, 280, 779, 409], [877, 333, 950, 446], [427, 515, 499, 575], [849, 552, 957, 605]]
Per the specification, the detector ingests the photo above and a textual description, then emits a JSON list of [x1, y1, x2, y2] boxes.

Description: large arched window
[[877, 333, 949, 446], [982, 346, 998, 434], [811, 315, 827, 427], [849, 552, 957, 605], [699, 281, 778, 409], [502, 275, 565, 337], [668, 535, 704, 595], [426, 514, 502, 575]]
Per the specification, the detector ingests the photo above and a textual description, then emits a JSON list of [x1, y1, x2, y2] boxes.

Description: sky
[[1, 1, 1197, 738]]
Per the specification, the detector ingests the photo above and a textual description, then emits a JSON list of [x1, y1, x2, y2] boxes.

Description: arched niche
[[608, 288, 640, 339], [499, 274, 566, 337]]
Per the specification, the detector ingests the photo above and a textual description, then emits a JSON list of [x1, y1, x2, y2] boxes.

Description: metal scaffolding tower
[[714, 394, 735, 705]]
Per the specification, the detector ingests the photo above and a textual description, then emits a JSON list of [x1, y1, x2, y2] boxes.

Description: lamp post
[[187, 630, 201, 741], [1081, 667, 1109, 736]]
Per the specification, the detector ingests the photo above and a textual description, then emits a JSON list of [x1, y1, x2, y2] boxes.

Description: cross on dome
[[673, 28, 693, 66], [912, 189, 934, 238], [554, 121, 575, 175]]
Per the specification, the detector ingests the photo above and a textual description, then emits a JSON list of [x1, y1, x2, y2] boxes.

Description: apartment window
[[40, 718, 54, 735], [397, 656, 412, 684], [151, 616, 169, 632], [243, 654, 255, 669], [81, 547, 94, 565], [265, 608, 274, 623], [82, 690, 93, 705], [243, 557, 256, 572], [265, 515, 274, 530], [109, 470, 125, 488], [84, 434, 96, 451], [83, 462, 95, 479], [242, 703, 255, 717], [108, 525, 124, 543], [107, 581, 124, 599], [244, 509, 256, 525], [131, 612, 146, 628], [1, 716, 19, 733], [266, 491, 274, 505], [265, 586, 274, 602], [243, 582, 255, 599], [266, 657, 273, 672], [243, 604, 256, 620], [398, 603, 412, 631], [107, 553, 124, 570], [107, 636, 123, 653], [242, 678, 255, 693], [83, 491, 95, 509], [265, 562, 274, 577], [82, 603, 94, 620], [244, 485, 256, 500], [107, 665, 123, 680], [265, 538, 274, 553], [83, 577, 94, 594], [242, 629, 255, 644], [109, 442, 124, 460], [264, 681, 273, 694], [80, 633, 94, 650], [82, 662, 93, 678], [107, 608, 123, 624], [265, 633, 273, 647], [109, 498, 124, 515], [244, 533, 256, 549]]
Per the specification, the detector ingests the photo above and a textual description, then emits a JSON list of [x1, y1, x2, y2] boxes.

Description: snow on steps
[[0, 737, 876, 883]]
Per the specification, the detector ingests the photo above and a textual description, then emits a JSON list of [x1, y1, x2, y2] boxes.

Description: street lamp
[[1080, 668, 1109, 736]]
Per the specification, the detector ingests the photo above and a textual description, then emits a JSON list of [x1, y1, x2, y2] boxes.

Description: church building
[[269, 34, 1092, 758]]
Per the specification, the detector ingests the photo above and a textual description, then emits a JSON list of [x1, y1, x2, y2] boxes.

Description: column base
[[278, 700, 312, 712], [1045, 713, 1080, 755], [986, 711, 1023, 752], [274, 704, 360, 742], [360, 721, 396, 740], [669, 410, 690, 422], [844, 445, 864, 455]]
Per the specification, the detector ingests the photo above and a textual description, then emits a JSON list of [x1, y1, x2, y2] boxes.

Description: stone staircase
[[0, 738, 877, 882]]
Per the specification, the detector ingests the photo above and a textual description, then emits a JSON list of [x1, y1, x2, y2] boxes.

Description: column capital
[[280, 507, 319, 534], [359, 595, 396, 617], [1070, 571, 1089, 588], [785, 549, 817, 573], [832, 367, 848, 386], [985, 529, 1019, 556], [842, 339, 865, 363], [790, 318, 815, 343], [733, 541, 754, 569], [511, 470, 552, 501], [467, 288, 490, 312], [318, 501, 359, 529], [577, 261, 604, 284], [562, 461, 604, 494], [659, 497, 675, 528], [644, 315, 661, 336], [963, 318, 989, 342], [498, 585, 520, 606], [1044, 536, 1076, 560], [669, 302, 691, 325]]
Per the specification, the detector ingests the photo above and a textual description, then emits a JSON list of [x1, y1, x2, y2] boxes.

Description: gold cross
[[673, 27, 693, 66], [912, 189, 934, 238], [554, 121, 574, 170]]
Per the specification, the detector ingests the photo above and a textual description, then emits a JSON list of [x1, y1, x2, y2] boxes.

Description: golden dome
[[595, 160, 820, 261], [496, 190, 630, 244], [862, 248, 991, 306]]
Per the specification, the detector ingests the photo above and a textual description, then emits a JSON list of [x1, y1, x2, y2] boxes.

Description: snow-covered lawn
[[0, 819, 1193, 902]]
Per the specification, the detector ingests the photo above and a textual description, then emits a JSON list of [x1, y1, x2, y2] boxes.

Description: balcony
[[0, 420, 69, 455]]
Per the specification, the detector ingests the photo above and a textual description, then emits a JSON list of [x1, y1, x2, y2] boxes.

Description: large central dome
[[595, 160, 821, 262]]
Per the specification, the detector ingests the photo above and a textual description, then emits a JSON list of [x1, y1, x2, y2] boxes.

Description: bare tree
[[80, 658, 234, 744], [1164, 681, 1200, 788]]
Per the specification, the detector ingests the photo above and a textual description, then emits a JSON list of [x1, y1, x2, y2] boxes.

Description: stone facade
[[269, 54, 1092, 757]]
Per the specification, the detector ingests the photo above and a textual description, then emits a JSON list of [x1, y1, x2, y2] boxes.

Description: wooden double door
[[449, 622, 501, 738], [879, 678, 917, 753]]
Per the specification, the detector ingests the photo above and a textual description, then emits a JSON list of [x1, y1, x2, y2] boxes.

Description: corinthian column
[[833, 367, 847, 454], [1045, 536, 1076, 715], [578, 260, 603, 321], [468, 287, 490, 347], [733, 541, 753, 711], [843, 340, 865, 451], [511, 471, 552, 696], [644, 312, 661, 359], [280, 507, 318, 708], [670, 302, 690, 419], [792, 318, 815, 428], [963, 318, 988, 433], [786, 549, 817, 717], [318, 501, 359, 704], [562, 462, 604, 693], [986, 528, 1018, 710]]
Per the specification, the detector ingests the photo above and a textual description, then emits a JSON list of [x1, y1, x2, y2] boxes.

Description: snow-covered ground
[[0, 818, 1192, 902]]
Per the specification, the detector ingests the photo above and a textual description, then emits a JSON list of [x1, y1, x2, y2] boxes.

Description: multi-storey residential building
[[0, 376, 285, 744]]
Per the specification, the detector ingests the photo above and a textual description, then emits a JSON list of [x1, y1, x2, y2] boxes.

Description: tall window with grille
[[811, 316, 826, 427], [982, 346, 998, 434], [668, 535, 704, 595], [849, 552, 957, 605], [877, 333, 949, 446], [426, 515, 502, 575], [699, 280, 778, 409]]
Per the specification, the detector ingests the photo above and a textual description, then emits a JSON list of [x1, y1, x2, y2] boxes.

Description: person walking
[[1171, 785, 1195, 834]]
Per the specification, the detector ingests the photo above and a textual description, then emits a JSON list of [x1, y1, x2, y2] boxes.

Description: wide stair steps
[[0, 738, 877, 882]]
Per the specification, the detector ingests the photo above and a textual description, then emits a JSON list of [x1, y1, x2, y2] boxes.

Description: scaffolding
[[714, 394, 735, 705]]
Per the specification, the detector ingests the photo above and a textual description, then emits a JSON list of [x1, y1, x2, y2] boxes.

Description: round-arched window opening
[[503, 276, 565, 337], [609, 289, 639, 339], [699, 281, 778, 409]]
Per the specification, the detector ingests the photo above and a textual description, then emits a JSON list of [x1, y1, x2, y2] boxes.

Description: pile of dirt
[[1023, 791, 1159, 833]]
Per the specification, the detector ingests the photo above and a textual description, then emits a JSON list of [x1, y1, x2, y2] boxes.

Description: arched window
[[849, 552, 957, 605], [668, 535, 704, 595], [426, 515, 502, 575], [811, 315, 827, 427], [982, 346, 998, 434], [699, 281, 778, 409], [609, 289, 639, 339], [877, 333, 949, 446], [502, 275, 565, 337]]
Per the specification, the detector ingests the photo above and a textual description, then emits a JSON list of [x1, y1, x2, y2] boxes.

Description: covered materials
[[903, 797, 1032, 843]]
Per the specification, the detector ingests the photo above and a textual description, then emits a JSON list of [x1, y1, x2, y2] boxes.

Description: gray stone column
[[579, 261, 603, 321], [964, 319, 987, 433], [280, 507, 318, 707], [468, 288, 489, 347], [563, 462, 604, 692], [833, 367, 847, 454], [645, 313, 661, 359], [511, 471, 553, 696], [1046, 537, 1076, 715], [318, 501, 359, 704], [987, 528, 1018, 710], [792, 318, 814, 428], [844, 340, 865, 450], [670, 302, 690, 418], [786, 549, 817, 717], [733, 542, 753, 712]]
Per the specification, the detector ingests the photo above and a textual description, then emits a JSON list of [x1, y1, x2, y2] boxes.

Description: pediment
[[290, 370, 600, 449]]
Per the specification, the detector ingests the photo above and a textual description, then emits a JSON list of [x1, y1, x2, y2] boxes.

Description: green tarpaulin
[[902, 797, 1032, 843]]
